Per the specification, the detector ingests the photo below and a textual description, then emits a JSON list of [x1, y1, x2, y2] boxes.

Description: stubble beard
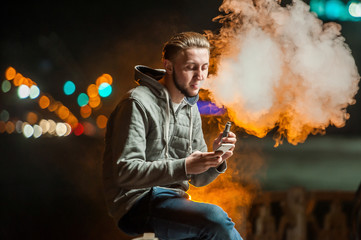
[[172, 70, 198, 98]]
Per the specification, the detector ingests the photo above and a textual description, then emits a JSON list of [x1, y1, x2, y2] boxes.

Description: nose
[[195, 68, 206, 81]]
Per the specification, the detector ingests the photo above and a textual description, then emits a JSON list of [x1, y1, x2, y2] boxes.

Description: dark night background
[[1, 0, 360, 239]]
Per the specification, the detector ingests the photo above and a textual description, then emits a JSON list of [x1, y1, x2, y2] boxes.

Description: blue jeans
[[118, 187, 243, 240]]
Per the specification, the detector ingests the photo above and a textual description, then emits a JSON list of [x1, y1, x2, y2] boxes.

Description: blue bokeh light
[[98, 83, 112, 98], [77, 93, 89, 107], [63, 81, 76, 95]]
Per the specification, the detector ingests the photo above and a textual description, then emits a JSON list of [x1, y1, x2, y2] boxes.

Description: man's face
[[171, 47, 209, 98]]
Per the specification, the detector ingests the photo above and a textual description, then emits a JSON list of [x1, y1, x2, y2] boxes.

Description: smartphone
[[215, 143, 234, 156]]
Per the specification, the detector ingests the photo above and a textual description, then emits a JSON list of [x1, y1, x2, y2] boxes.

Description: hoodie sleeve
[[189, 106, 227, 187], [106, 97, 189, 189]]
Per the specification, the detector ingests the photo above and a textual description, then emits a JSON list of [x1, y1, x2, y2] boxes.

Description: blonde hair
[[162, 32, 210, 61]]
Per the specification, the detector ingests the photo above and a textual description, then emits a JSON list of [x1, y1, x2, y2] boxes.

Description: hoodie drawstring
[[163, 89, 171, 159], [188, 107, 193, 155]]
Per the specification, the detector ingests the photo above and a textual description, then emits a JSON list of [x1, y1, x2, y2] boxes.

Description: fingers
[[199, 151, 222, 158], [222, 151, 233, 159], [204, 156, 223, 167], [221, 131, 237, 144]]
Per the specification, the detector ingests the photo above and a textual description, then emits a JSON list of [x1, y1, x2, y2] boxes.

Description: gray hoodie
[[102, 65, 227, 223]]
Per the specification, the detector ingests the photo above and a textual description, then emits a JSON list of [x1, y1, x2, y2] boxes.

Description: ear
[[163, 59, 173, 74]]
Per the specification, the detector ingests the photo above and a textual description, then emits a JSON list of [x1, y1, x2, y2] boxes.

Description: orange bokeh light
[[66, 114, 79, 129], [48, 101, 60, 112], [13, 73, 25, 86], [102, 73, 113, 85], [80, 105, 92, 119], [0, 121, 5, 133], [96, 115, 108, 129], [87, 84, 98, 98], [58, 105, 70, 120], [26, 112, 38, 125], [88, 95, 101, 108], [96, 74, 113, 87], [5, 121, 15, 134], [38, 95, 50, 109], [5, 67, 16, 80]]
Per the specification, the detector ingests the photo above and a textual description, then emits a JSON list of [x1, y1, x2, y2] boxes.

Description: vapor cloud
[[204, 0, 360, 145]]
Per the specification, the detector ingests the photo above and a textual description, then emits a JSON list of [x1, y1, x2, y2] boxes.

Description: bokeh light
[[15, 120, 23, 133], [73, 122, 84, 136], [26, 112, 38, 125], [23, 78, 34, 87], [88, 95, 101, 108], [63, 80, 76, 95], [325, 0, 346, 19], [102, 73, 113, 85], [80, 105, 92, 118], [39, 119, 50, 134], [96, 115, 108, 129], [13, 73, 24, 87], [5, 67, 16, 80], [23, 123, 34, 138], [83, 121, 96, 136], [77, 93, 89, 107], [56, 122, 67, 136], [0, 121, 5, 133], [33, 125, 42, 138], [0, 110, 10, 122], [57, 105, 70, 120], [38, 95, 50, 109], [64, 123, 72, 136], [98, 83, 112, 97], [96, 74, 113, 87], [5, 121, 15, 134], [349, 1, 361, 17], [66, 114, 78, 129], [48, 120, 56, 135], [18, 85, 30, 99], [87, 84, 98, 98], [29, 85, 40, 99], [1, 80, 11, 93], [48, 101, 60, 112]]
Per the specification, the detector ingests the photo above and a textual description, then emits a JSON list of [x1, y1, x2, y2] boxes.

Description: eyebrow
[[185, 61, 209, 65]]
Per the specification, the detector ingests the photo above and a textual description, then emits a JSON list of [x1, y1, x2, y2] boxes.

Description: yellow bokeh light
[[26, 112, 38, 125], [87, 84, 98, 98], [96, 115, 108, 129], [88, 95, 101, 108], [58, 105, 70, 120], [80, 105, 92, 119], [39, 95, 50, 109], [5, 67, 16, 80]]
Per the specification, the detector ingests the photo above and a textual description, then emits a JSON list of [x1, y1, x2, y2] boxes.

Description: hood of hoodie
[[134, 65, 199, 105]]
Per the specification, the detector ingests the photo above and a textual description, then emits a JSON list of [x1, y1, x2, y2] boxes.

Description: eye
[[186, 65, 197, 70]]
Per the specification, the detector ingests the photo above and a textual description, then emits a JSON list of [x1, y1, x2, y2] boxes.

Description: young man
[[103, 32, 242, 240]]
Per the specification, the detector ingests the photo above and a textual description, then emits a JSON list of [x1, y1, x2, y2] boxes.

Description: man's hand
[[185, 151, 223, 175], [213, 131, 237, 162]]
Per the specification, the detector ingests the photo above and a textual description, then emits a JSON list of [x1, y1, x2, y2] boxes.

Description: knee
[[201, 204, 237, 239]]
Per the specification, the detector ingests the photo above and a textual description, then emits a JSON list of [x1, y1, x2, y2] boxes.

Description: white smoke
[[204, 0, 360, 145]]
